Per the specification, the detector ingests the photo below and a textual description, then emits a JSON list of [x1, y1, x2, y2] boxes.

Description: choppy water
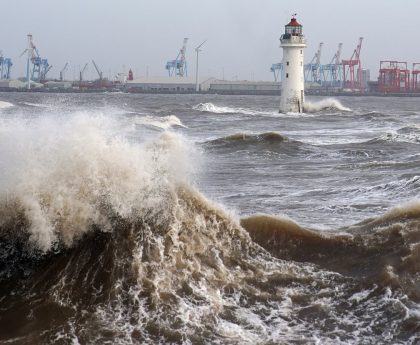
[[0, 92, 419, 344]]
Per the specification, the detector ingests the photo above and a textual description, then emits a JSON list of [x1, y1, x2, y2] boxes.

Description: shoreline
[[2, 87, 420, 98]]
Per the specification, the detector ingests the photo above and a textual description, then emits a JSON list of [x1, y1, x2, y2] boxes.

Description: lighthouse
[[279, 15, 306, 113]]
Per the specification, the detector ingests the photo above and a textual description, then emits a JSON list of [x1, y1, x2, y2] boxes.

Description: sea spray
[[303, 98, 351, 112], [193, 102, 271, 116], [0, 101, 14, 110], [133, 114, 187, 130], [0, 114, 194, 251], [193, 100, 351, 117], [0, 95, 419, 344]]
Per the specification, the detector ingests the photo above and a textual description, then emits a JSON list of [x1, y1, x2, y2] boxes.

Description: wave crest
[[0, 100, 14, 109], [241, 201, 420, 301], [193, 102, 269, 116], [0, 115, 193, 251], [203, 132, 309, 156], [303, 98, 351, 112], [133, 114, 187, 130]]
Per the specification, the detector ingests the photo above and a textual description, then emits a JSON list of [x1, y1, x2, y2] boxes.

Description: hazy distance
[[1, 0, 419, 81]]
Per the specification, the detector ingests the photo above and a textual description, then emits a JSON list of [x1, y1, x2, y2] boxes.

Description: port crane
[[321, 43, 343, 87], [166, 38, 188, 77], [270, 63, 283, 82], [20, 34, 51, 87], [0, 51, 13, 80], [412, 63, 420, 91], [304, 42, 323, 83], [342, 37, 363, 91], [92, 60, 103, 80], [79, 63, 88, 82], [59, 62, 68, 81]]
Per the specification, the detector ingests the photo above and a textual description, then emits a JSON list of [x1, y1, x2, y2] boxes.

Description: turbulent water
[[0, 92, 419, 344]]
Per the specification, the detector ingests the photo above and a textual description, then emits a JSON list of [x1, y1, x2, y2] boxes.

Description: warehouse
[[125, 76, 216, 93]]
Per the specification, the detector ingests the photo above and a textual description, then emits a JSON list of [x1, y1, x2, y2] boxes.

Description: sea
[[0, 92, 419, 344]]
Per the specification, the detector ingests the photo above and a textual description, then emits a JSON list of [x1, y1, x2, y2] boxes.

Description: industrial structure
[[165, 38, 188, 77], [377, 61, 410, 93], [342, 37, 363, 91], [59, 63, 69, 81], [79, 60, 113, 89], [3, 29, 420, 96], [304, 42, 323, 84], [271, 42, 345, 90], [270, 63, 282, 82], [128, 69, 134, 81], [412, 63, 420, 91], [321, 43, 343, 87], [79, 63, 88, 82], [92, 60, 103, 80], [279, 15, 306, 113], [271, 37, 366, 92], [195, 40, 207, 92], [0, 52, 13, 80], [125, 76, 215, 93], [20, 34, 51, 89]]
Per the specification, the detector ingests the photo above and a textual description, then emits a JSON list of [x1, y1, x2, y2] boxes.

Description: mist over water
[[0, 92, 419, 344]]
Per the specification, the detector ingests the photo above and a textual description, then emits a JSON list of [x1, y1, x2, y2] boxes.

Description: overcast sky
[[1, 0, 419, 81]]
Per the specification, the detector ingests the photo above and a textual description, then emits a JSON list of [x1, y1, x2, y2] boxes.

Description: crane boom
[[79, 63, 88, 81], [60, 62, 68, 81], [92, 59, 103, 80], [165, 38, 189, 77], [335, 43, 343, 65], [315, 42, 323, 66]]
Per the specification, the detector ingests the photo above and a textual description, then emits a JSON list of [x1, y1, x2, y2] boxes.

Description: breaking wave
[[193, 102, 270, 116], [0, 112, 419, 344], [203, 132, 309, 155], [380, 130, 420, 144], [303, 98, 351, 112], [208, 132, 288, 144], [0, 100, 14, 109], [133, 115, 187, 130], [0, 114, 193, 251], [22, 102, 50, 108], [241, 201, 420, 300]]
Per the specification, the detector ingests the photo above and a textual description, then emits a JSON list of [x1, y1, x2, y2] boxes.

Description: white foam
[[133, 114, 187, 130], [193, 102, 270, 116], [304, 98, 351, 112], [23, 102, 50, 108], [0, 113, 194, 251], [0, 100, 14, 109]]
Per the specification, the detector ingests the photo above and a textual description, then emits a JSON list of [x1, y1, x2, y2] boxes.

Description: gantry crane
[[0, 51, 13, 80], [342, 37, 363, 91], [321, 43, 343, 87], [412, 63, 420, 91], [20, 34, 51, 87], [166, 38, 188, 77], [270, 63, 283, 82], [304, 42, 323, 83]]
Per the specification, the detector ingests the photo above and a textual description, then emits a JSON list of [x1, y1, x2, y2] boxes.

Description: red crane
[[411, 63, 420, 91], [342, 37, 363, 91], [378, 61, 410, 93]]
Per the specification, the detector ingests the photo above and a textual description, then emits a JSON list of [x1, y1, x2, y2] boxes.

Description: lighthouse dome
[[285, 17, 303, 36]]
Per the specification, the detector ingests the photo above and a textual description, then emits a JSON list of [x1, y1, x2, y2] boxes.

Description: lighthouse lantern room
[[279, 15, 307, 113]]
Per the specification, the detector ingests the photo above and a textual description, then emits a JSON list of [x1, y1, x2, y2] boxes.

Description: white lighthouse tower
[[279, 15, 307, 113]]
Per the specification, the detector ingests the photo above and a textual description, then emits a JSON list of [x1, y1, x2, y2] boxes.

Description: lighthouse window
[[286, 61, 289, 66], [286, 73, 289, 78]]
